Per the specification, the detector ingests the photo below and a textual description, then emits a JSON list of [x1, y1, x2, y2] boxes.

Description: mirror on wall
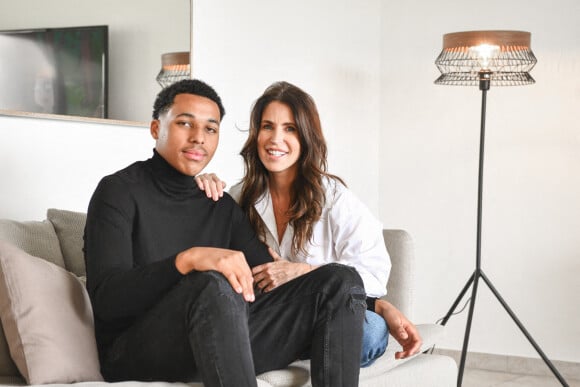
[[0, 0, 190, 124]]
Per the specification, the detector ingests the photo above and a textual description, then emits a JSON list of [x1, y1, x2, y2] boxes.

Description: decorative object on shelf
[[435, 30, 568, 387], [156, 51, 191, 88]]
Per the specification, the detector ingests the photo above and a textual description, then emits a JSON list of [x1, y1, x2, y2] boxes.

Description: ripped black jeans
[[100, 263, 366, 387]]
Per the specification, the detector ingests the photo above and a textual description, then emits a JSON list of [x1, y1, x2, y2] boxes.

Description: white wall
[[380, 0, 580, 363], [190, 0, 382, 212], [0, 116, 151, 220], [0, 0, 578, 365], [0, 0, 189, 122]]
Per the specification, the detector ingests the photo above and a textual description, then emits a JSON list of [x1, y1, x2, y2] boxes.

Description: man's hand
[[195, 173, 226, 201], [175, 246, 255, 302], [375, 299, 422, 359], [252, 247, 313, 292]]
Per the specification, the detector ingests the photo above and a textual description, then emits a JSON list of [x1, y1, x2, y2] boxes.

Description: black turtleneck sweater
[[84, 150, 272, 350]]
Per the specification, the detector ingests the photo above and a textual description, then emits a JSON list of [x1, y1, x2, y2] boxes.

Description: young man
[[84, 79, 366, 387]]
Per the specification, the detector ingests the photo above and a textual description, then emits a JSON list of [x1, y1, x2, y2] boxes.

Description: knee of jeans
[[182, 270, 245, 309], [179, 272, 248, 337], [320, 264, 366, 310], [319, 263, 363, 287]]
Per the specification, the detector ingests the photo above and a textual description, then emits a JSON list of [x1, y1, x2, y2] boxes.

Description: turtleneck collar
[[147, 149, 200, 198]]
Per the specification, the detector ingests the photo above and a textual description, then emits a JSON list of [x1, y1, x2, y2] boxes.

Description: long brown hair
[[239, 81, 344, 256]]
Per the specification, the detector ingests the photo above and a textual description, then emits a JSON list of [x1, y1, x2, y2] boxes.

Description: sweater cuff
[[366, 297, 377, 312]]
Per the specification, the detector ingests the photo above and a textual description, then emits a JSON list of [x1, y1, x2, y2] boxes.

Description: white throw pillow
[[0, 240, 103, 384]]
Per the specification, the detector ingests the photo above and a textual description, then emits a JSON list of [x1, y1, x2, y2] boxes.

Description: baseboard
[[432, 348, 580, 381]]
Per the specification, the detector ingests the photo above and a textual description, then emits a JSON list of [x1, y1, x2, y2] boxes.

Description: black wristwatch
[[366, 297, 377, 312]]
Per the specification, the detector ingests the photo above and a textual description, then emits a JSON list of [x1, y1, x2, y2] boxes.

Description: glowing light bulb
[[469, 44, 500, 70]]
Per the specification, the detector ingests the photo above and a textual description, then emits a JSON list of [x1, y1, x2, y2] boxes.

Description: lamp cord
[[427, 297, 473, 355]]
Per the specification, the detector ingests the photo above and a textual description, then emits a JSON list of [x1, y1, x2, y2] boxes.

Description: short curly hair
[[152, 79, 226, 120]]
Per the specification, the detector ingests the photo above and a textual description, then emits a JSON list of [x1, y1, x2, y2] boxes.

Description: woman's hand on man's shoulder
[[195, 173, 227, 201]]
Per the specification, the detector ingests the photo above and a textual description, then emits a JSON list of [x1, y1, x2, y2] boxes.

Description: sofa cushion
[[0, 240, 103, 384], [256, 323, 446, 386], [0, 218, 68, 378], [0, 218, 65, 268], [359, 324, 445, 381], [47, 208, 88, 277]]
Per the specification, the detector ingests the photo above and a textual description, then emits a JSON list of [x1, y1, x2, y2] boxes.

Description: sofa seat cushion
[[0, 241, 103, 384], [0, 379, 274, 387], [370, 353, 457, 387]]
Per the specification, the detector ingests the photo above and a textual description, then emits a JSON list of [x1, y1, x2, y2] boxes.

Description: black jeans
[[100, 263, 366, 387]]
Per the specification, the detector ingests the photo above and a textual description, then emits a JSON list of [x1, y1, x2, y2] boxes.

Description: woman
[[197, 81, 421, 366]]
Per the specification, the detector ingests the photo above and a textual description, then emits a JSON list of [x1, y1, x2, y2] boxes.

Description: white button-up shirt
[[229, 178, 391, 297]]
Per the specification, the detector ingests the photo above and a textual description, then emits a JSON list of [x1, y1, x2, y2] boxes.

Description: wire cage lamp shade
[[434, 30, 537, 86], [156, 51, 191, 88]]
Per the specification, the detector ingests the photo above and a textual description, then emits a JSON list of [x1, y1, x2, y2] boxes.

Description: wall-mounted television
[[0, 25, 108, 118]]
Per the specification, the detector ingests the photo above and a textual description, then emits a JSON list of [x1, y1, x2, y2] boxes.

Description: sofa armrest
[[382, 229, 415, 321]]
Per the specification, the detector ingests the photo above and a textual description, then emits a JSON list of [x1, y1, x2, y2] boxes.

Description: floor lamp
[[434, 30, 569, 387]]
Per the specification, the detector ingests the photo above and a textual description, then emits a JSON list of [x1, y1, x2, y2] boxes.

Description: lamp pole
[[440, 70, 569, 387]]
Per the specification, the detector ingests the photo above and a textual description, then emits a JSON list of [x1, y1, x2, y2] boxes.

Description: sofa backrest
[[0, 209, 87, 277], [46, 209, 87, 278], [383, 229, 415, 320], [0, 218, 66, 268]]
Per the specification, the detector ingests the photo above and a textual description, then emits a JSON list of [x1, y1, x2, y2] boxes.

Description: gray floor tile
[[462, 369, 520, 387], [463, 368, 580, 387]]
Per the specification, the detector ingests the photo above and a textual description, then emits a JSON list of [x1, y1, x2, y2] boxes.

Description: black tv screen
[[0, 25, 108, 118]]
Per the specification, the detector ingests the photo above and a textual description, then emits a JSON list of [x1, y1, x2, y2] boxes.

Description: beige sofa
[[0, 209, 457, 387]]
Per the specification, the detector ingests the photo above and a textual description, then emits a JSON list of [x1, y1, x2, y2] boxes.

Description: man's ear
[[150, 120, 160, 140]]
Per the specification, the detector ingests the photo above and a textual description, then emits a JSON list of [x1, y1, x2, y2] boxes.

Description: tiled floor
[[463, 368, 580, 387], [434, 348, 579, 387]]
